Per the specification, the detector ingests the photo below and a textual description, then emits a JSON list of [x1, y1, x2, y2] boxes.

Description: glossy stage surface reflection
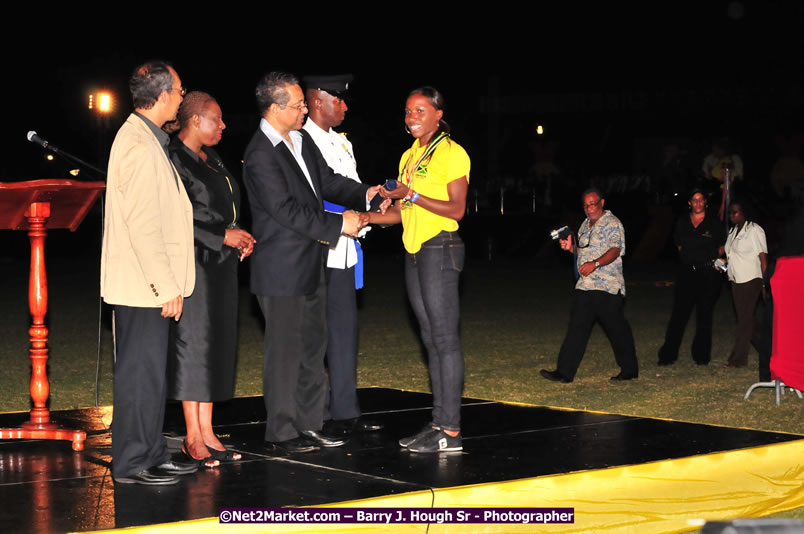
[[0, 388, 799, 533]]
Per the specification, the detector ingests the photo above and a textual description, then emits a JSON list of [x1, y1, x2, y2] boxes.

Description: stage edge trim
[[80, 439, 804, 534]]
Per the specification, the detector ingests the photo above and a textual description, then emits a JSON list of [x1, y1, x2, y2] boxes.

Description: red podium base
[[0, 180, 104, 451], [0, 425, 86, 451]]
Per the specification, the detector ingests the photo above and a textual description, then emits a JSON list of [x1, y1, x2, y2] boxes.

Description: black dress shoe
[[657, 347, 676, 366], [324, 419, 354, 436], [155, 459, 199, 475], [540, 369, 572, 383], [299, 429, 346, 448], [356, 418, 383, 432], [610, 371, 638, 381], [266, 437, 320, 454], [114, 467, 179, 486], [326, 417, 384, 436]]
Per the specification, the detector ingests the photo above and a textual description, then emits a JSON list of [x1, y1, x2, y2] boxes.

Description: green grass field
[[1, 252, 799, 437]]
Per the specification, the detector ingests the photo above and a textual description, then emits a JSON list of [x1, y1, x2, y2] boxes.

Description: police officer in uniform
[[302, 74, 382, 435]]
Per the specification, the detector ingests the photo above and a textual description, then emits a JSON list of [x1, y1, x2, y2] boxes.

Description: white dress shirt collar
[[259, 118, 303, 149], [259, 118, 315, 197]]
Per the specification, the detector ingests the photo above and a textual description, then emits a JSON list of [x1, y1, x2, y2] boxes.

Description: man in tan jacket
[[100, 61, 196, 485]]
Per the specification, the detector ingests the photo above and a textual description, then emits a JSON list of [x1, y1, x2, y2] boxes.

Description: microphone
[[25, 130, 107, 178], [369, 179, 397, 212], [27, 131, 55, 151]]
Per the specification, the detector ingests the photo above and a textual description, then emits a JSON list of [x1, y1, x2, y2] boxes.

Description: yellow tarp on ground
[[91, 439, 803, 534]]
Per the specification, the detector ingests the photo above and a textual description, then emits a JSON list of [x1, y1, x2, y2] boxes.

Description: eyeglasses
[[577, 227, 593, 249], [582, 200, 601, 209], [282, 101, 308, 111], [169, 86, 187, 97]]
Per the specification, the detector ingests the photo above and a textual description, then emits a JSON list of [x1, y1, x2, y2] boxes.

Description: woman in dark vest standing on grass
[[658, 188, 726, 366]]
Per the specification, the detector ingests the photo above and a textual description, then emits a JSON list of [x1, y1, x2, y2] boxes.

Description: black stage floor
[[0, 388, 800, 533]]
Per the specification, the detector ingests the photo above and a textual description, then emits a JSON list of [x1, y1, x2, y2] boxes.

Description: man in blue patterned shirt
[[540, 188, 639, 383]]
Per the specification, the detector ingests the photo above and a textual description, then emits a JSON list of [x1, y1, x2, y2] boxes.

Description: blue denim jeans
[[404, 231, 465, 432]]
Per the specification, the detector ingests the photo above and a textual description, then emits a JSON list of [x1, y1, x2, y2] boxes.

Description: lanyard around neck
[[400, 132, 449, 187]]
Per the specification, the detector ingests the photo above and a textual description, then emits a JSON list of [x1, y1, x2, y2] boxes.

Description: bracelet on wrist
[[410, 192, 420, 204]]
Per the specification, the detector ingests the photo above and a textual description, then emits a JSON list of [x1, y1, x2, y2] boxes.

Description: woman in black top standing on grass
[[657, 189, 726, 366]]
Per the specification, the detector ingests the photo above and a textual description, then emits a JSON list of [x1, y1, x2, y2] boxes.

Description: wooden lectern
[[0, 179, 105, 451]]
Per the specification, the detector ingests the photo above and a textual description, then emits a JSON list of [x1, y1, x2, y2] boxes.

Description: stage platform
[[0, 388, 801, 533]]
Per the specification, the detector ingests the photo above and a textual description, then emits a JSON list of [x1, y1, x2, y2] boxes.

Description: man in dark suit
[[243, 72, 375, 453]]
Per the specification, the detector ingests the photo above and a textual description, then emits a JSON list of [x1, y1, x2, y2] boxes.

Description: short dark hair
[[581, 187, 605, 201], [256, 71, 299, 115], [408, 86, 451, 137], [729, 198, 755, 223], [129, 60, 175, 110], [688, 187, 705, 202], [163, 91, 216, 135]]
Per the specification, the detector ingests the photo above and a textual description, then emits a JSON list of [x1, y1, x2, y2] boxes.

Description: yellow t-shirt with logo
[[397, 137, 470, 253]]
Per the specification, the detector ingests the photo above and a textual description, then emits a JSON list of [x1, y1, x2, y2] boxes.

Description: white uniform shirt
[[303, 119, 362, 269], [725, 221, 767, 283]]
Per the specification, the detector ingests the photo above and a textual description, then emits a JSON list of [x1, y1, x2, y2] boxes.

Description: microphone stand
[[28, 133, 106, 179]]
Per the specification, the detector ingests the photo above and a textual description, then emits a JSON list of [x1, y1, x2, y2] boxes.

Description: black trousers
[[257, 272, 328, 443], [324, 266, 360, 421], [658, 266, 722, 364], [556, 289, 639, 380], [112, 306, 171, 478]]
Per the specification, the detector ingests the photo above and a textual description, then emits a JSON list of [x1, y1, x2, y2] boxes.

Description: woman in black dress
[[657, 189, 726, 366], [166, 92, 255, 466]]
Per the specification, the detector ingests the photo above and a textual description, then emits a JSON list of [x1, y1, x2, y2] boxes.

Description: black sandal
[[182, 439, 220, 468], [206, 446, 242, 461]]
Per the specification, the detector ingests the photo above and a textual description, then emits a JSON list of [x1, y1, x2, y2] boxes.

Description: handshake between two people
[[341, 180, 405, 237]]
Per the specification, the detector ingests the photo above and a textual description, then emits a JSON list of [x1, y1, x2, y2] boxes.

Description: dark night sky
[[4, 3, 804, 184]]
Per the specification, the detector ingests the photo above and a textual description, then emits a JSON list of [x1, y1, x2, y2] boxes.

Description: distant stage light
[[536, 125, 544, 135], [89, 91, 114, 113], [46, 154, 54, 161], [98, 92, 112, 113]]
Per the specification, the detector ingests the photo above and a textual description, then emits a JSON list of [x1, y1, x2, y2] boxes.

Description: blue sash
[[324, 201, 364, 289]]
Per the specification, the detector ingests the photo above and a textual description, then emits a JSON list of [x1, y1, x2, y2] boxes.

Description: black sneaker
[[398, 424, 440, 448], [408, 429, 462, 453]]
